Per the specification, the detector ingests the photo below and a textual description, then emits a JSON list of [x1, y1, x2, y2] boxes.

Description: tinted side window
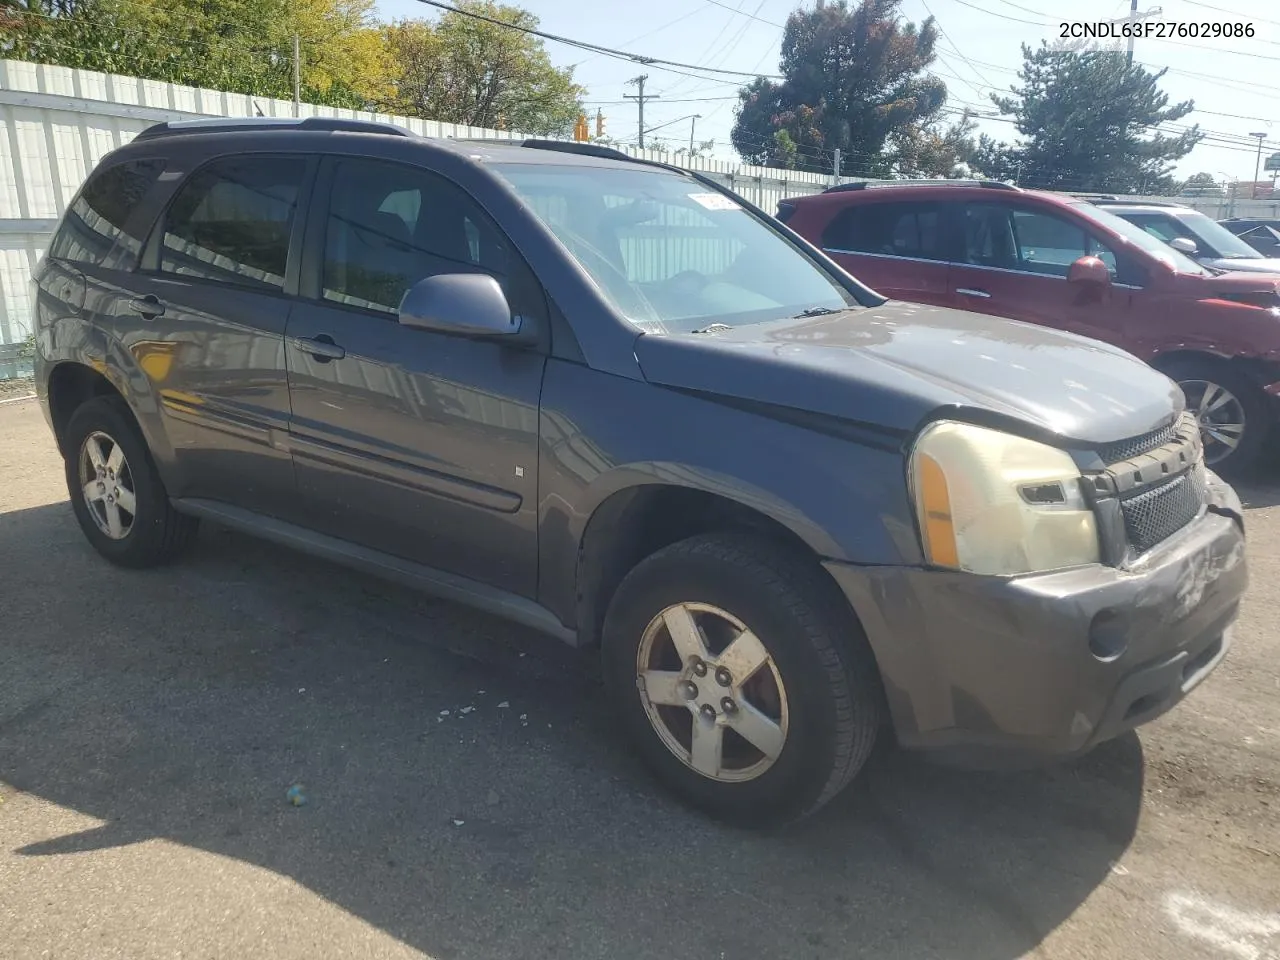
[[822, 202, 945, 261], [1121, 213, 1195, 247], [160, 157, 306, 291], [322, 159, 532, 315], [50, 158, 166, 266], [964, 204, 1123, 280]]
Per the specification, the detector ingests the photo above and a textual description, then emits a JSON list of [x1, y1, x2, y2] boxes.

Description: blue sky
[[373, 0, 1279, 183]]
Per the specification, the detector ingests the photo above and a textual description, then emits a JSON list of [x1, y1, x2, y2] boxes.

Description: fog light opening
[[1088, 609, 1129, 662]]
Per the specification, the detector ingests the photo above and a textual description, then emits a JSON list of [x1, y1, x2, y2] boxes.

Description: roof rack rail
[[448, 137, 638, 162], [822, 178, 1019, 194], [133, 116, 414, 142], [1087, 197, 1185, 207]]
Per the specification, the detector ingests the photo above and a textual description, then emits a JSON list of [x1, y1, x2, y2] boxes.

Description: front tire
[[601, 532, 882, 827], [64, 396, 198, 567]]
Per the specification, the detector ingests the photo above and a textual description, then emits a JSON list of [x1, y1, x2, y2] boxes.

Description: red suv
[[780, 181, 1280, 472]]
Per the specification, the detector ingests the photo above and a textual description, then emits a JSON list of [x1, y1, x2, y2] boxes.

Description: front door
[[283, 157, 547, 598], [948, 201, 1135, 349]]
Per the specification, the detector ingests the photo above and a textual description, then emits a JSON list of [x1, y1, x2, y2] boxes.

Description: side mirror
[[398, 273, 525, 340], [1169, 237, 1199, 255], [1067, 255, 1112, 286]]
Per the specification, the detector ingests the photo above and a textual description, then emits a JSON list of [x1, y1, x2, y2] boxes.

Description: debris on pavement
[[286, 784, 307, 806]]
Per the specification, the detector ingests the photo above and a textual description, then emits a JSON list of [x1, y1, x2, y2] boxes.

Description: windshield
[[1070, 202, 1209, 275], [1176, 211, 1264, 259], [493, 164, 859, 332]]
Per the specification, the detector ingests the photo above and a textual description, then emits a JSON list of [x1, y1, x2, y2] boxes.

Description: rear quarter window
[[49, 158, 166, 266]]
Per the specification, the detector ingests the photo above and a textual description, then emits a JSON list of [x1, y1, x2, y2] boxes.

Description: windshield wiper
[[793, 306, 840, 318]]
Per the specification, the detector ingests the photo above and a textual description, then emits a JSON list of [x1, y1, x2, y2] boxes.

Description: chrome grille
[[1120, 467, 1207, 553]]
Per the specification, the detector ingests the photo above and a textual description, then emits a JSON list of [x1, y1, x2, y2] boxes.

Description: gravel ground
[[1, 396, 1278, 960]]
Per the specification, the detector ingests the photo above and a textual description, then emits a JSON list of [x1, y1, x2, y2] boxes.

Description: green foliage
[[0, 0, 386, 107], [380, 1, 583, 137], [978, 43, 1200, 193], [16, 333, 36, 361], [731, 0, 944, 177], [894, 112, 977, 178], [0, 0, 580, 131]]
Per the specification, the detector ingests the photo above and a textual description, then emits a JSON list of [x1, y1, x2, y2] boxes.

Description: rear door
[[128, 153, 314, 521], [947, 201, 1138, 347], [817, 200, 954, 305]]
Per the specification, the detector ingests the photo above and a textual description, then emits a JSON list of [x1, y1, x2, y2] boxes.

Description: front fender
[[536, 359, 922, 630]]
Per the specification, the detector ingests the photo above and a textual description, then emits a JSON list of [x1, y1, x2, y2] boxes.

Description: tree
[[894, 112, 977, 178], [0, 0, 389, 107], [981, 43, 1200, 193], [730, 0, 944, 177], [381, 1, 583, 136]]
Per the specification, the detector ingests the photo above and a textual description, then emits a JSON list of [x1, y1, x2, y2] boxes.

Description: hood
[[1202, 257, 1280, 274], [635, 301, 1184, 446], [1198, 272, 1280, 309]]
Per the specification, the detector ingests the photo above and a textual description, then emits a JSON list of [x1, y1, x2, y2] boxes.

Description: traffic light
[[595, 109, 605, 139], [573, 114, 589, 141]]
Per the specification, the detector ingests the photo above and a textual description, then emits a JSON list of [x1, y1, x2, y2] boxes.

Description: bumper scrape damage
[[825, 472, 1247, 765]]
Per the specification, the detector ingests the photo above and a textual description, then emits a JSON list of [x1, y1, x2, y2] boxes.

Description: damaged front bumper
[[825, 472, 1248, 764]]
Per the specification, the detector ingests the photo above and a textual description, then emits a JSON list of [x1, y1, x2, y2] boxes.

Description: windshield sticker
[[688, 193, 742, 211]]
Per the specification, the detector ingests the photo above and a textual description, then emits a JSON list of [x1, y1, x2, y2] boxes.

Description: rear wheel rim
[[1179, 379, 1246, 466], [635, 602, 789, 783], [78, 430, 137, 540]]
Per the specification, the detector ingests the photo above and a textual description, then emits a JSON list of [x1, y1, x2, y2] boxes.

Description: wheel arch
[[572, 478, 856, 650]]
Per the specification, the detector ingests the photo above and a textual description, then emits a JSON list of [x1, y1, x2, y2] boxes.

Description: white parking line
[[0, 393, 36, 405], [1165, 891, 1280, 960]]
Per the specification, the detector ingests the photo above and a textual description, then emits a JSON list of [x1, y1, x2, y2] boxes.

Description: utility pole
[[1250, 132, 1267, 200], [689, 115, 699, 154], [832, 147, 841, 185], [292, 34, 301, 117], [625, 75, 659, 149], [1108, 1, 1162, 65]]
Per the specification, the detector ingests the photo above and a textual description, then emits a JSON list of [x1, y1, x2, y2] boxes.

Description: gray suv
[[31, 118, 1248, 825]]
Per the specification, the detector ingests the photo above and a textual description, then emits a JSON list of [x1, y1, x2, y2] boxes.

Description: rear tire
[[601, 532, 882, 827], [1158, 358, 1270, 476], [64, 396, 198, 568]]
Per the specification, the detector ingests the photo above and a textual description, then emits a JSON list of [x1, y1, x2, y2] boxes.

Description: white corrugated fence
[[3, 58, 1279, 379]]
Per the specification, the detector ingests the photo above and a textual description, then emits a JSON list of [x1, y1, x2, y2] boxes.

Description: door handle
[[955, 287, 992, 299], [129, 295, 166, 318], [292, 335, 346, 361]]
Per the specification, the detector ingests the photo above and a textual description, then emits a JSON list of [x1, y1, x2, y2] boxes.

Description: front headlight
[[910, 421, 1100, 576]]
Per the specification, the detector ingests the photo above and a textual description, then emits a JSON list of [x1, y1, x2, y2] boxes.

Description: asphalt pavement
[[1, 396, 1278, 960]]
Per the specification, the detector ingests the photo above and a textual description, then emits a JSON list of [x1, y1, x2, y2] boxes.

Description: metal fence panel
[[4, 57, 1279, 376]]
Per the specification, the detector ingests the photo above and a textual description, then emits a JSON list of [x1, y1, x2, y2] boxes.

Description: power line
[[987, 0, 1047, 15], [703, 0, 786, 28], [408, 0, 787, 80], [1177, 0, 1280, 29], [948, 0, 1046, 26]]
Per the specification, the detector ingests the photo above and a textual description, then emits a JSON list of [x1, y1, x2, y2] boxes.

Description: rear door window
[[822, 202, 947, 261], [50, 158, 166, 266], [159, 157, 307, 291]]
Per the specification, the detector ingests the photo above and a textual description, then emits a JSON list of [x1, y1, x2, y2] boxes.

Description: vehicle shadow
[[1, 501, 1145, 960]]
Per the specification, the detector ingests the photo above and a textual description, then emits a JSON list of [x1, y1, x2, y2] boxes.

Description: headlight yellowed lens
[[910, 421, 1100, 575]]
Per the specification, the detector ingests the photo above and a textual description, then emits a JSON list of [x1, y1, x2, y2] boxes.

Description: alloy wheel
[[78, 430, 137, 540], [1180, 379, 1246, 466], [635, 602, 789, 783]]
